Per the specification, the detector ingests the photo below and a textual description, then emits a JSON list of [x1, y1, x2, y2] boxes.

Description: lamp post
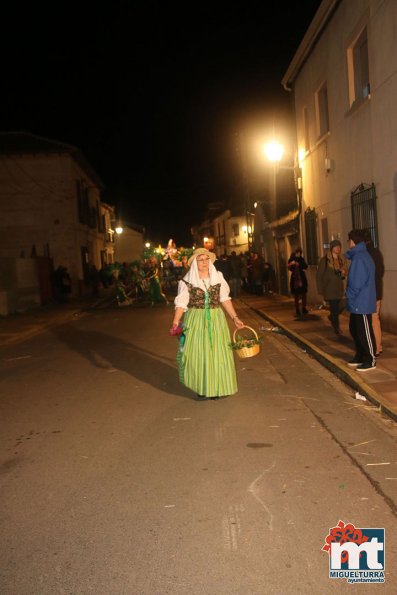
[[263, 141, 284, 222]]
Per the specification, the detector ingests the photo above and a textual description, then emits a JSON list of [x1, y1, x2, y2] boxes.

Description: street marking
[[248, 462, 275, 531], [350, 439, 376, 448]]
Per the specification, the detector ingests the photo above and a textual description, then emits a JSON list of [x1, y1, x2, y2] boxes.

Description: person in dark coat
[[249, 252, 264, 295], [288, 248, 308, 317], [229, 251, 243, 298], [214, 253, 231, 281], [316, 239, 348, 333], [362, 229, 384, 357]]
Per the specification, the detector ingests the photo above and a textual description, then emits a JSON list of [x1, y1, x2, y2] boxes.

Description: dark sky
[[1, 1, 322, 245]]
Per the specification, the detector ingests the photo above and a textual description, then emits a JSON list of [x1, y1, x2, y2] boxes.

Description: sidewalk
[[239, 292, 397, 422]]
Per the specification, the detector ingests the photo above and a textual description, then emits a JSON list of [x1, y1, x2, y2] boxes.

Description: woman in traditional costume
[[146, 257, 168, 306], [170, 248, 244, 400]]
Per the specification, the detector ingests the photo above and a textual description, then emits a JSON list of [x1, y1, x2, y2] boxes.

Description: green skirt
[[177, 307, 238, 397]]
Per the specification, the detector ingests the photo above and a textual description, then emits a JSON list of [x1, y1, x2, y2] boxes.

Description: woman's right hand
[[169, 323, 182, 336]]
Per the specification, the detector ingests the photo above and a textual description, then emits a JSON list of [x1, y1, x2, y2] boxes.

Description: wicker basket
[[232, 325, 261, 359]]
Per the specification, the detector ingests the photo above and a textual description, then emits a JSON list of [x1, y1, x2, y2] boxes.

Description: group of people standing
[[290, 229, 383, 372], [215, 251, 276, 298]]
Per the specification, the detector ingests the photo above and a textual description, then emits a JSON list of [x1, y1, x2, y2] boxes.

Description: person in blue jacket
[[345, 229, 377, 371]]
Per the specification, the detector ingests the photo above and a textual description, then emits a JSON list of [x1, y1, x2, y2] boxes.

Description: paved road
[[1, 302, 396, 594]]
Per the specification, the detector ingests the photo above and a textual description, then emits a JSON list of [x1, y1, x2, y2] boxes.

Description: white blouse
[[174, 271, 232, 311]]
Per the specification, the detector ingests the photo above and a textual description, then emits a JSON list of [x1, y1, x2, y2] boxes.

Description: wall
[[0, 257, 40, 315], [292, 0, 397, 329], [0, 153, 109, 297], [114, 227, 144, 263]]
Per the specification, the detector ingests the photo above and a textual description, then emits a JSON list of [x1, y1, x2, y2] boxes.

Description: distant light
[[263, 141, 284, 163], [145, 242, 151, 248], [254, 201, 258, 208], [203, 237, 209, 243], [115, 226, 123, 234]]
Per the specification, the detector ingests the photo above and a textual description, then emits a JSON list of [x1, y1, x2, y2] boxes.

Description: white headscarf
[[182, 258, 221, 289]]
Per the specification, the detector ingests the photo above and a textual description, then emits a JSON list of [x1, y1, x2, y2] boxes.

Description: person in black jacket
[[288, 248, 308, 317], [362, 229, 385, 356]]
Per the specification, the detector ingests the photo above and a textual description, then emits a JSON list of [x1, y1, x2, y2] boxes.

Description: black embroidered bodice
[[183, 281, 221, 308]]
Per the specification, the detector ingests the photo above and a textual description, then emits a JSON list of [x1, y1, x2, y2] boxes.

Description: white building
[[282, 0, 397, 331], [0, 132, 115, 300]]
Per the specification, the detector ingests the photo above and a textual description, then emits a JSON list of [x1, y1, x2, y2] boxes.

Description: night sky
[[1, 2, 322, 245]]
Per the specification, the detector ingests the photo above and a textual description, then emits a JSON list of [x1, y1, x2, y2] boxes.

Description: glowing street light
[[115, 226, 123, 235], [263, 141, 284, 163], [145, 242, 151, 248]]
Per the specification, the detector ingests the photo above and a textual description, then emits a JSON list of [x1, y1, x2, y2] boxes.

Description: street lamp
[[115, 226, 123, 235], [263, 141, 284, 163]]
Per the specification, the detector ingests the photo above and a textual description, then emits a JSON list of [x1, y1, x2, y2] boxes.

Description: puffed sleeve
[[217, 271, 232, 302], [174, 280, 189, 311]]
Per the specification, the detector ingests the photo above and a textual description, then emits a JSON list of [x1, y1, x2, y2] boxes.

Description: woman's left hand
[[234, 317, 245, 329]]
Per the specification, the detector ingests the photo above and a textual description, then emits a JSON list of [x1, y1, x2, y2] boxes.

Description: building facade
[[282, 0, 397, 330], [0, 132, 115, 298]]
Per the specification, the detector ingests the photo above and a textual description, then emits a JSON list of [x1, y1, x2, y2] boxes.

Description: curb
[[0, 289, 119, 347], [242, 300, 397, 423]]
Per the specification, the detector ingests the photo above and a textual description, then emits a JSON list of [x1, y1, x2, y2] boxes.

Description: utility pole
[[237, 131, 254, 252]]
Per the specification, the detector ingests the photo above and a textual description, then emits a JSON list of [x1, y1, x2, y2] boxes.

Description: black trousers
[[349, 313, 376, 366], [328, 299, 343, 330]]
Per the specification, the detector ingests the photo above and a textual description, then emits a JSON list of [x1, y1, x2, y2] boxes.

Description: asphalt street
[[0, 301, 396, 594]]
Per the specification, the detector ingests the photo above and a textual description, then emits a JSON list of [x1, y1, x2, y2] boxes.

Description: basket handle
[[233, 325, 259, 343]]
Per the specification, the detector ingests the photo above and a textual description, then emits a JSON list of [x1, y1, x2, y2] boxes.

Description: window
[[303, 106, 310, 152], [351, 183, 379, 246], [232, 223, 239, 237], [347, 27, 370, 106], [97, 202, 105, 233], [315, 83, 330, 139], [304, 207, 319, 265], [76, 179, 90, 225]]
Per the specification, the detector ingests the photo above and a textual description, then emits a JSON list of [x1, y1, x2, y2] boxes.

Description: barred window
[[305, 207, 318, 265], [351, 183, 379, 246]]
